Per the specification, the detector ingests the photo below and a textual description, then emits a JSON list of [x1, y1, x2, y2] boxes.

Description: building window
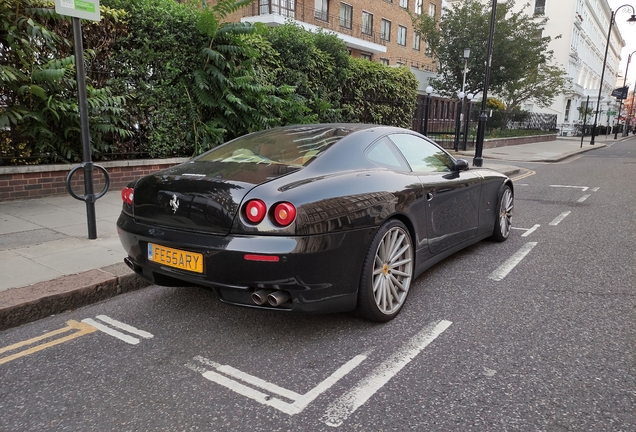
[[362, 11, 373, 35], [361, 52, 372, 61], [398, 26, 407, 46], [260, 0, 296, 17], [314, 0, 328, 21], [381, 19, 391, 41], [534, 0, 545, 15], [380, 58, 390, 65], [400, 0, 408, 8], [413, 32, 421, 50], [340, 3, 352, 29], [428, 3, 436, 17], [415, 0, 422, 15], [564, 99, 571, 121]]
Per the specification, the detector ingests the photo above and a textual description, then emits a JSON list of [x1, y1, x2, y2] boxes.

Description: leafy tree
[[486, 97, 506, 111], [262, 23, 351, 122], [412, 0, 570, 108], [498, 62, 571, 111], [1, 0, 132, 163], [577, 104, 593, 124], [190, 2, 310, 153]]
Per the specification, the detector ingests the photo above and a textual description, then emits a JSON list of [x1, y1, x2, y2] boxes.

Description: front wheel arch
[[356, 218, 415, 322], [490, 182, 514, 242]]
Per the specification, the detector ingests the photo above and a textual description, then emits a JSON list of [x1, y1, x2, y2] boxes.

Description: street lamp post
[[590, 4, 636, 145], [454, 92, 465, 151], [462, 93, 474, 151], [474, 0, 505, 167], [423, 85, 433, 136], [454, 48, 471, 152], [580, 94, 590, 148], [617, 51, 636, 138]]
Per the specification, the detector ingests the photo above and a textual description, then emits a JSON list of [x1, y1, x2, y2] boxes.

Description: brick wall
[[482, 134, 557, 149], [0, 158, 188, 202]]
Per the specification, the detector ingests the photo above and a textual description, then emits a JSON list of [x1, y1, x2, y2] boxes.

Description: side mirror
[[453, 159, 469, 172]]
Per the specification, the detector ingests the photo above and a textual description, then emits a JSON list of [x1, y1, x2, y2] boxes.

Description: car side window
[[365, 137, 410, 171], [389, 133, 454, 173]]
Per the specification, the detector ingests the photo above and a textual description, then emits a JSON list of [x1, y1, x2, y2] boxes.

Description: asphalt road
[[1, 140, 634, 431]]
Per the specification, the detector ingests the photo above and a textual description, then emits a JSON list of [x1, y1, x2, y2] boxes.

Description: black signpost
[[614, 82, 632, 140], [56, 0, 109, 239]]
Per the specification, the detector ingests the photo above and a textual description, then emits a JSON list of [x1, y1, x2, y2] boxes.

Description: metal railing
[[412, 95, 558, 150]]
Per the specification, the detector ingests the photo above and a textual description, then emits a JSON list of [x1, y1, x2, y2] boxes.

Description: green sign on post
[[55, 0, 103, 239], [607, 111, 617, 116], [55, 0, 100, 21]]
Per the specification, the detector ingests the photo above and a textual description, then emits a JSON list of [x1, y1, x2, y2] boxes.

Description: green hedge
[[1, 0, 419, 164]]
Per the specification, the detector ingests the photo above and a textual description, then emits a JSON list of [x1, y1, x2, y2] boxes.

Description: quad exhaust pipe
[[251, 289, 271, 305], [124, 257, 141, 274], [124, 257, 134, 270], [251, 289, 291, 307], [267, 290, 290, 307]]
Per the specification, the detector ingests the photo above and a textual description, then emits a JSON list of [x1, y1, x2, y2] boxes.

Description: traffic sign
[[55, 0, 100, 21]]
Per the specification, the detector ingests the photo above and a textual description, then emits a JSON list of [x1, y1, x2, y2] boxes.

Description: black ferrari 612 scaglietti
[[117, 124, 513, 321]]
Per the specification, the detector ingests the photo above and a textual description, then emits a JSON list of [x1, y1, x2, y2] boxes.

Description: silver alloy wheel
[[372, 226, 413, 315], [498, 187, 513, 238]]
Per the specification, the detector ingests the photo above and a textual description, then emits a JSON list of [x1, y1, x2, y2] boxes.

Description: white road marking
[[322, 320, 452, 428], [511, 224, 540, 237], [488, 242, 538, 281], [591, 187, 600, 192], [577, 194, 591, 203], [188, 354, 367, 416], [549, 211, 571, 226], [194, 355, 302, 401], [81, 318, 140, 345], [95, 315, 154, 339], [522, 224, 540, 237], [550, 185, 589, 192]]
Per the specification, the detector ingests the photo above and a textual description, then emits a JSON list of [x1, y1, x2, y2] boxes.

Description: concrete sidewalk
[[0, 135, 630, 330], [458, 134, 619, 162], [0, 191, 148, 330]]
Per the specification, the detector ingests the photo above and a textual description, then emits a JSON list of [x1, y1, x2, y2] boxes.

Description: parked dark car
[[117, 124, 513, 321]]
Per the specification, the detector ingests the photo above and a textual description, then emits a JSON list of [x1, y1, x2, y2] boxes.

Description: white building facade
[[510, 0, 626, 135]]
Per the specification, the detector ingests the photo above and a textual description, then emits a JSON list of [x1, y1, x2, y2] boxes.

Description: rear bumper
[[117, 212, 375, 313]]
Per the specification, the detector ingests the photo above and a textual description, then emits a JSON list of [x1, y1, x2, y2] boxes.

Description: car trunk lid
[[132, 160, 299, 235]]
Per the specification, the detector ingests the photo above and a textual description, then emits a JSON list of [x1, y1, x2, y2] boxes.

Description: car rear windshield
[[196, 125, 360, 167]]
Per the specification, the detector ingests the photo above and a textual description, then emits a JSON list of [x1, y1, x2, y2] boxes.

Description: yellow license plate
[[148, 243, 204, 273]]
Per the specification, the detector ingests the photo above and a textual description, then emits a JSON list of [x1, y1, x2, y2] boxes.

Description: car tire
[[491, 184, 513, 242], [357, 219, 414, 322]]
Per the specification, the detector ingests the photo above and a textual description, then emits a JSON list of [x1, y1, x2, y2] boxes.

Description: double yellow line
[[0, 320, 97, 366], [512, 169, 536, 181]]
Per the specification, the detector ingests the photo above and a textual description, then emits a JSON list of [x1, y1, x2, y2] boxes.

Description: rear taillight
[[243, 200, 297, 227], [122, 187, 134, 206], [273, 202, 296, 226], [245, 199, 267, 223]]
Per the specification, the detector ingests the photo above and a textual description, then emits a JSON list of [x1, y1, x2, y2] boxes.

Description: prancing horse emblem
[[169, 194, 179, 213]]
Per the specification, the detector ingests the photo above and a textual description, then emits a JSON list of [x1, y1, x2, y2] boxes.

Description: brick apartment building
[[222, 0, 442, 91]]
